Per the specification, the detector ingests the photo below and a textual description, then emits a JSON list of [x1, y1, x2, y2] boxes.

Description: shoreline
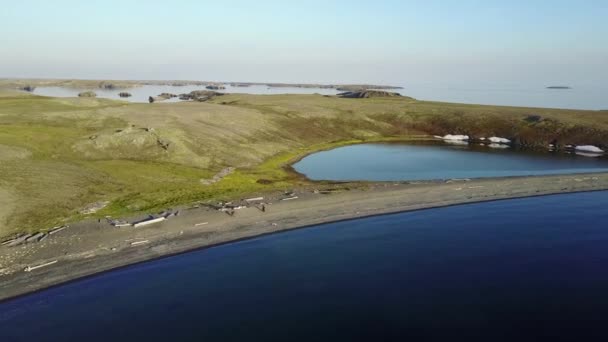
[[2, 172, 608, 302]]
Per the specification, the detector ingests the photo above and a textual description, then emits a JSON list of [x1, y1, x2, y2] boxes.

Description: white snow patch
[[575, 145, 604, 153], [488, 136, 511, 144], [442, 134, 469, 141]]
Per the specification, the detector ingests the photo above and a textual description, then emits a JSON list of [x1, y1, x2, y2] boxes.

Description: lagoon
[[293, 143, 608, 181]]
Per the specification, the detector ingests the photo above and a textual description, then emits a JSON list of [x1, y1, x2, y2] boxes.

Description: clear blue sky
[[1, 0, 607, 85]]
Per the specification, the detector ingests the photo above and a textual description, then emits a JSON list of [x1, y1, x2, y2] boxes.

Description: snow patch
[[488, 136, 511, 144], [575, 145, 604, 153], [442, 134, 469, 141]]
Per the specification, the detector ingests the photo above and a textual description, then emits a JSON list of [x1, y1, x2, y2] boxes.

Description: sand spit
[[1, 173, 608, 301]]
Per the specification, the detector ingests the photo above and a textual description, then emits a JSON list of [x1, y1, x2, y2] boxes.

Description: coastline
[[2, 172, 608, 302]]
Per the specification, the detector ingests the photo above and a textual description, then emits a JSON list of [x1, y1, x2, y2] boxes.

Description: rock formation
[[157, 93, 177, 99], [178, 90, 224, 102], [78, 91, 97, 97], [337, 90, 402, 98]]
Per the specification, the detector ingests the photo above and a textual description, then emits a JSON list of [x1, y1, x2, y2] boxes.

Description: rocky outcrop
[[178, 90, 224, 102], [118, 92, 132, 98], [78, 91, 97, 97], [157, 93, 177, 99], [147, 93, 176, 103], [338, 90, 402, 98], [20, 85, 35, 92], [206, 84, 226, 90]]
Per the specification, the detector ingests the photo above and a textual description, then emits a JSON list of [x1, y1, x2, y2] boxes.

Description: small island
[[546, 86, 572, 89]]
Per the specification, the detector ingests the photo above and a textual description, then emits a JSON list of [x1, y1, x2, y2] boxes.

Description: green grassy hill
[[0, 90, 606, 236]]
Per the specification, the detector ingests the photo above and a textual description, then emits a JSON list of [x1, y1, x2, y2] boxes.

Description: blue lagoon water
[[2, 192, 608, 340], [293, 143, 608, 181]]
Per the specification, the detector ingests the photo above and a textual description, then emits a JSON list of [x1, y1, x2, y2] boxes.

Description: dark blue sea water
[[2, 191, 608, 341], [293, 143, 608, 181]]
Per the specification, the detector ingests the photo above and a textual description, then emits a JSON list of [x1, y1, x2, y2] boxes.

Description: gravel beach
[[2, 172, 608, 301]]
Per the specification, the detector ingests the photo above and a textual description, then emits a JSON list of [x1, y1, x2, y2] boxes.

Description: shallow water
[[31, 84, 340, 102], [30, 83, 608, 109], [293, 143, 608, 181], [2, 191, 608, 340]]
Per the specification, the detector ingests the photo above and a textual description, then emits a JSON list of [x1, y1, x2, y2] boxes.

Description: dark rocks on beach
[[118, 92, 132, 98], [206, 85, 226, 90], [338, 90, 402, 98], [78, 91, 97, 97], [20, 85, 36, 92], [148, 96, 155, 103]]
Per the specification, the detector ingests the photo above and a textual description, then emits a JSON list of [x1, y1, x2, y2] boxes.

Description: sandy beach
[[2, 172, 608, 302]]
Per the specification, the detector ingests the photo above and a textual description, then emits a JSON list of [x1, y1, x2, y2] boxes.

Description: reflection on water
[[293, 142, 608, 181]]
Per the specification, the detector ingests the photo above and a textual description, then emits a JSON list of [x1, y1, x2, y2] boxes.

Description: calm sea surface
[[293, 143, 608, 181], [398, 82, 607, 110], [2, 192, 608, 340]]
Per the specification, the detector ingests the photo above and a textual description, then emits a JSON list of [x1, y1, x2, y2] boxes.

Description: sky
[[1, 0, 607, 86]]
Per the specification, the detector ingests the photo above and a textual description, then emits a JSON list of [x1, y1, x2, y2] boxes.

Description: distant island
[[546, 86, 572, 89]]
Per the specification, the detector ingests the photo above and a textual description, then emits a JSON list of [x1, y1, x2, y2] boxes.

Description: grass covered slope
[[0, 90, 607, 236]]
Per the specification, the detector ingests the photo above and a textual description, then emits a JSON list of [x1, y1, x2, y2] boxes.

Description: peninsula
[[1, 79, 608, 300]]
